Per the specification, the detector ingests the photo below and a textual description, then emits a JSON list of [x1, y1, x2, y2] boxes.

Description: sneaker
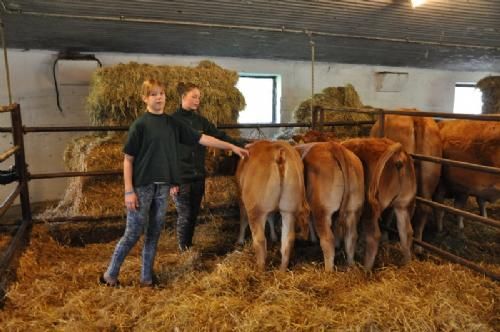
[[178, 243, 192, 252], [140, 274, 162, 288], [99, 273, 120, 287]]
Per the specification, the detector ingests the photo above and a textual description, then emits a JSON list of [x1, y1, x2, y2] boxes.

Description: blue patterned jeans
[[105, 183, 169, 283]]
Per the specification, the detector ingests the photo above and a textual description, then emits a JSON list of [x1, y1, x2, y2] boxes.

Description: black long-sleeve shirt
[[171, 108, 245, 183]]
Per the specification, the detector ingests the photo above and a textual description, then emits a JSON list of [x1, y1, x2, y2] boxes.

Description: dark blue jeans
[[105, 183, 169, 283], [173, 180, 205, 251]]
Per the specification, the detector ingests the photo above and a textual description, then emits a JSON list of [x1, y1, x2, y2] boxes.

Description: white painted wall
[[0, 49, 498, 204]]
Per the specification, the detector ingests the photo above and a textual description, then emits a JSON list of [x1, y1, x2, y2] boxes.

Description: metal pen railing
[[0, 104, 31, 278], [0, 102, 499, 281]]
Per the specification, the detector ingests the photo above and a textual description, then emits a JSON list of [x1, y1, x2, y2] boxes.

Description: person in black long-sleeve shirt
[[172, 82, 247, 251]]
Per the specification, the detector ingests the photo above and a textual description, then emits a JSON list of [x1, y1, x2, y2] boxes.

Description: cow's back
[[371, 114, 416, 152], [342, 137, 395, 188], [370, 110, 442, 193], [439, 120, 500, 200]]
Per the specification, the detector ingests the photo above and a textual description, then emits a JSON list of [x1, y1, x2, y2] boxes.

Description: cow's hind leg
[[394, 206, 413, 265], [267, 213, 278, 243], [313, 208, 335, 271], [380, 209, 395, 242], [344, 210, 360, 267], [237, 203, 249, 245], [308, 214, 318, 243], [454, 193, 468, 229], [477, 197, 488, 218], [248, 210, 268, 271], [413, 204, 431, 242], [433, 183, 446, 233], [279, 211, 296, 271], [364, 207, 382, 271]]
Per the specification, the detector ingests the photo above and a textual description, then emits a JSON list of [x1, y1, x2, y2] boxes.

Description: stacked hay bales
[[477, 76, 500, 114], [289, 84, 375, 139], [41, 61, 244, 219], [87, 61, 245, 126]]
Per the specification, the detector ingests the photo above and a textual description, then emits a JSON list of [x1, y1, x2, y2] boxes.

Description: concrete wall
[[0, 49, 498, 204]]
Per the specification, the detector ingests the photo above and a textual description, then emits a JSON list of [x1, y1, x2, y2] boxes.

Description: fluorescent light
[[411, 0, 426, 7]]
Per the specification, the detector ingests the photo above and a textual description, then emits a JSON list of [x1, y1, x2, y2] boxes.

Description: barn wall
[[0, 49, 498, 204]]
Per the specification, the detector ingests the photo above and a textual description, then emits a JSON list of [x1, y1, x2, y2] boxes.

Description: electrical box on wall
[[56, 60, 98, 86], [375, 71, 409, 92]]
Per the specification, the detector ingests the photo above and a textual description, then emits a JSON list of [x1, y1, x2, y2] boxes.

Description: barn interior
[[0, 0, 499, 330]]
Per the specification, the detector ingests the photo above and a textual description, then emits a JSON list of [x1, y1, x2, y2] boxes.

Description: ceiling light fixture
[[411, 0, 426, 8]]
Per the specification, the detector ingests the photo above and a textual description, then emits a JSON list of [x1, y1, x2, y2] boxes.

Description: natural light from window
[[236, 76, 277, 123], [453, 84, 483, 115]]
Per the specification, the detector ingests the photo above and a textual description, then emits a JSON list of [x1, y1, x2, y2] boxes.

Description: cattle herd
[[235, 109, 500, 272]]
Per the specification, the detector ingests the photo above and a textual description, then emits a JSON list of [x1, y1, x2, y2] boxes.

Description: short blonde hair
[[141, 79, 166, 97]]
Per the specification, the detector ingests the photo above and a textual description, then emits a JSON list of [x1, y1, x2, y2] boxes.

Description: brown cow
[[342, 138, 417, 270], [434, 120, 500, 229], [371, 110, 442, 243], [236, 140, 309, 271], [296, 141, 364, 271]]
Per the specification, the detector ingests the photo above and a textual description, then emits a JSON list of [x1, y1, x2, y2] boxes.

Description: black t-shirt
[[123, 112, 201, 187]]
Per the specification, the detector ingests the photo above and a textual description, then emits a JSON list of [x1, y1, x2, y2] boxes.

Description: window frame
[[237, 74, 279, 124], [453, 82, 483, 115], [455, 82, 476, 88]]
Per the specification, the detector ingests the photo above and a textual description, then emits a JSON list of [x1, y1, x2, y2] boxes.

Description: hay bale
[[294, 84, 364, 122], [280, 84, 375, 140], [37, 133, 124, 218], [477, 76, 500, 114], [63, 133, 124, 171], [202, 176, 239, 209], [86, 61, 245, 126]]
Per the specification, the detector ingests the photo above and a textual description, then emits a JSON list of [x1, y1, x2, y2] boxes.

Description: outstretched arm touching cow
[[199, 134, 249, 159]]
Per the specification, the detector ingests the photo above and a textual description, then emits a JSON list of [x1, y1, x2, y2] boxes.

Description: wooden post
[[10, 104, 32, 222], [312, 107, 317, 130]]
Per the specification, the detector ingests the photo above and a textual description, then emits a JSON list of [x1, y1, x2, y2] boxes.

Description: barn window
[[236, 75, 280, 123], [453, 83, 483, 115]]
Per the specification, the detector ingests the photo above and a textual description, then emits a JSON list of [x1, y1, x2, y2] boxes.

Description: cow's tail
[[276, 147, 287, 184], [296, 194, 311, 240], [329, 143, 350, 237], [276, 146, 310, 240], [368, 142, 404, 217]]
